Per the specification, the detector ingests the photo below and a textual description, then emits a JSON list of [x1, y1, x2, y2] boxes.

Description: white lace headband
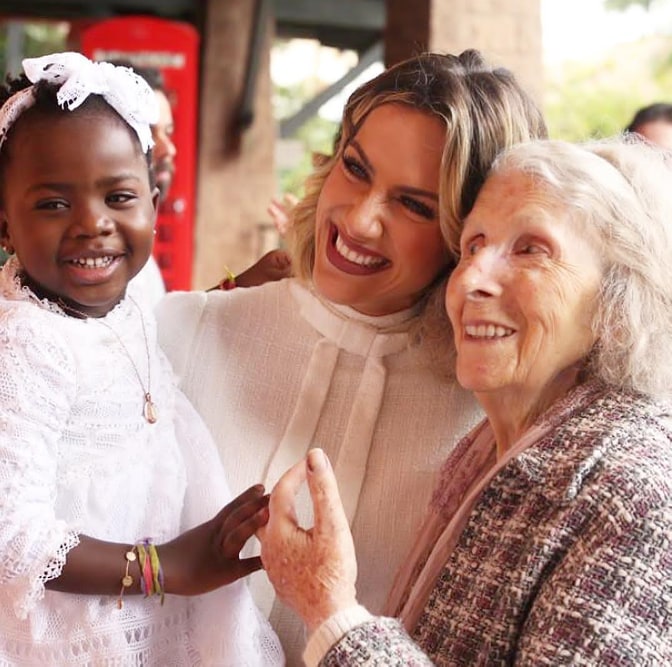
[[0, 51, 158, 152]]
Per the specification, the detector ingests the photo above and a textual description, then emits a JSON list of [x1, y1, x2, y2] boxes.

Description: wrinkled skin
[[259, 449, 358, 632]]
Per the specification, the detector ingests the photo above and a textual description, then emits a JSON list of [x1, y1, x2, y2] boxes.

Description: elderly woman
[[156, 50, 545, 662], [260, 137, 672, 665]]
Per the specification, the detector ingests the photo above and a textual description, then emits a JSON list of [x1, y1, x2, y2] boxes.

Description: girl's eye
[[36, 199, 68, 211], [399, 195, 435, 220], [342, 155, 368, 181], [107, 192, 137, 205]]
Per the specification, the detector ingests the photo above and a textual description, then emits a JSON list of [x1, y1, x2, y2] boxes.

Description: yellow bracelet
[[117, 547, 137, 609], [147, 542, 165, 605], [218, 266, 236, 291]]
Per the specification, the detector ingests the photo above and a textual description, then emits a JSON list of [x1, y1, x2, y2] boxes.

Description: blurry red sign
[[79, 16, 199, 291]]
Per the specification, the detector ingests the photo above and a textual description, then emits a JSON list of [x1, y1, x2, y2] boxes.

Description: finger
[[237, 555, 264, 577], [216, 494, 269, 547], [225, 492, 269, 524], [214, 484, 265, 520], [268, 457, 308, 523], [305, 448, 349, 537], [221, 506, 270, 557], [274, 250, 292, 269], [267, 202, 287, 220]]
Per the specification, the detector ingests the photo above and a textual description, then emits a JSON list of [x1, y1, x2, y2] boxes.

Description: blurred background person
[[625, 102, 672, 150], [111, 61, 291, 303]]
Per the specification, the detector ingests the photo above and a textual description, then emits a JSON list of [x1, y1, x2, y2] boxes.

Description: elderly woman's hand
[[258, 448, 358, 632]]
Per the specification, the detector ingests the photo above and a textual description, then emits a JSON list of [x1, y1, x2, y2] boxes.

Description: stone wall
[[386, 0, 543, 104]]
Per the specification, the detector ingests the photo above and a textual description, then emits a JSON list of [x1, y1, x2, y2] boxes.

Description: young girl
[[0, 52, 283, 665]]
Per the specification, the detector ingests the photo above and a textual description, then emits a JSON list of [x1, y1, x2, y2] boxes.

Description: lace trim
[[0, 606, 196, 665], [14, 529, 81, 621]]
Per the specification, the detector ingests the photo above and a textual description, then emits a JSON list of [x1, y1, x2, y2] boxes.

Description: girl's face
[[312, 103, 450, 316], [0, 109, 158, 317]]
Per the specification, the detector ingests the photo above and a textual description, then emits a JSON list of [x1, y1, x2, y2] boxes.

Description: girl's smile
[[61, 252, 124, 285]]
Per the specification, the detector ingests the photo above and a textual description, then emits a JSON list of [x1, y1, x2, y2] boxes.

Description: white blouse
[[0, 259, 282, 666], [157, 278, 482, 665]]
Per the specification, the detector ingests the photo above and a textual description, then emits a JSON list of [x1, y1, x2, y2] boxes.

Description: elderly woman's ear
[[259, 449, 359, 633]]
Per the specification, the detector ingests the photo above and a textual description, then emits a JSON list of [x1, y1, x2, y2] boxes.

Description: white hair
[[483, 136, 672, 398]]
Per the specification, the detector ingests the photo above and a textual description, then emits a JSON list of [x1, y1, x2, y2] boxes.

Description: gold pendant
[[144, 393, 158, 424]]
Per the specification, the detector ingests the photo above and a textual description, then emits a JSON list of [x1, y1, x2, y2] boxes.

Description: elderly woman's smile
[[463, 322, 515, 339]]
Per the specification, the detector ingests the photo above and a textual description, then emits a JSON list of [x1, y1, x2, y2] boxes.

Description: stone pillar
[[193, 0, 275, 289], [385, 0, 543, 103]]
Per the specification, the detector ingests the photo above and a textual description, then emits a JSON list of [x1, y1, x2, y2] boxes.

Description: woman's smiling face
[[312, 103, 450, 316], [446, 169, 603, 406]]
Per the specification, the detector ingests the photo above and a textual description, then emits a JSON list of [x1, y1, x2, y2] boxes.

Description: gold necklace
[[57, 295, 158, 424]]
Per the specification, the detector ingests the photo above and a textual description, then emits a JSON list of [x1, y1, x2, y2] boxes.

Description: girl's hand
[[258, 449, 358, 632], [235, 249, 292, 288], [161, 484, 269, 596]]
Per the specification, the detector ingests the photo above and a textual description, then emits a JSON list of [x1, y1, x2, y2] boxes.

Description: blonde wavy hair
[[480, 137, 672, 398]]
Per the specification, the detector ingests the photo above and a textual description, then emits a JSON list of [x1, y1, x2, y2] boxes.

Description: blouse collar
[[289, 280, 419, 358]]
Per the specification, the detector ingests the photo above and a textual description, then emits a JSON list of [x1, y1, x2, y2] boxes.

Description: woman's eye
[[464, 238, 483, 255], [519, 243, 548, 255], [342, 155, 368, 180], [399, 195, 435, 220]]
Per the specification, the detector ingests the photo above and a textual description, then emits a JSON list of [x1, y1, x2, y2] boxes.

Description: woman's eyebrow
[[399, 185, 439, 201], [350, 140, 374, 173], [350, 139, 438, 200]]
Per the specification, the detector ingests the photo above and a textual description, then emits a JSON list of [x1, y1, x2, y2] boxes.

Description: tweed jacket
[[320, 387, 672, 666]]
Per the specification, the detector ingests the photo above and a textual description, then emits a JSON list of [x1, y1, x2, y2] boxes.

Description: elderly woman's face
[[446, 170, 602, 403], [312, 103, 449, 316]]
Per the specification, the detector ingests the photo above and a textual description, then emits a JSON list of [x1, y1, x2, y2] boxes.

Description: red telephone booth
[[79, 16, 199, 291]]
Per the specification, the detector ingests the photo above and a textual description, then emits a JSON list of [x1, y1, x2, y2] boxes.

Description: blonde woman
[[157, 50, 546, 664]]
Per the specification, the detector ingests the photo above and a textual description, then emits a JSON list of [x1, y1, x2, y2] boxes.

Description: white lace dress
[[0, 258, 283, 666]]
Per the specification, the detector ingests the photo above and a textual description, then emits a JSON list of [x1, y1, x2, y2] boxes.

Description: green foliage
[[272, 66, 340, 197], [544, 37, 672, 140], [277, 114, 339, 196], [0, 22, 68, 77]]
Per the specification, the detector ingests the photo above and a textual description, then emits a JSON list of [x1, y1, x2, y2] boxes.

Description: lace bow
[[0, 51, 158, 152]]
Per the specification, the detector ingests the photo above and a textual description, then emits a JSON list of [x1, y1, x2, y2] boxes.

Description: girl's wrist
[[153, 539, 182, 595]]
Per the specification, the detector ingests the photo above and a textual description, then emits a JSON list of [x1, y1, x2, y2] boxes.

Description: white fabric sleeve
[[155, 290, 208, 383], [0, 313, 80, 619], [303, 605, 374, 667]]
